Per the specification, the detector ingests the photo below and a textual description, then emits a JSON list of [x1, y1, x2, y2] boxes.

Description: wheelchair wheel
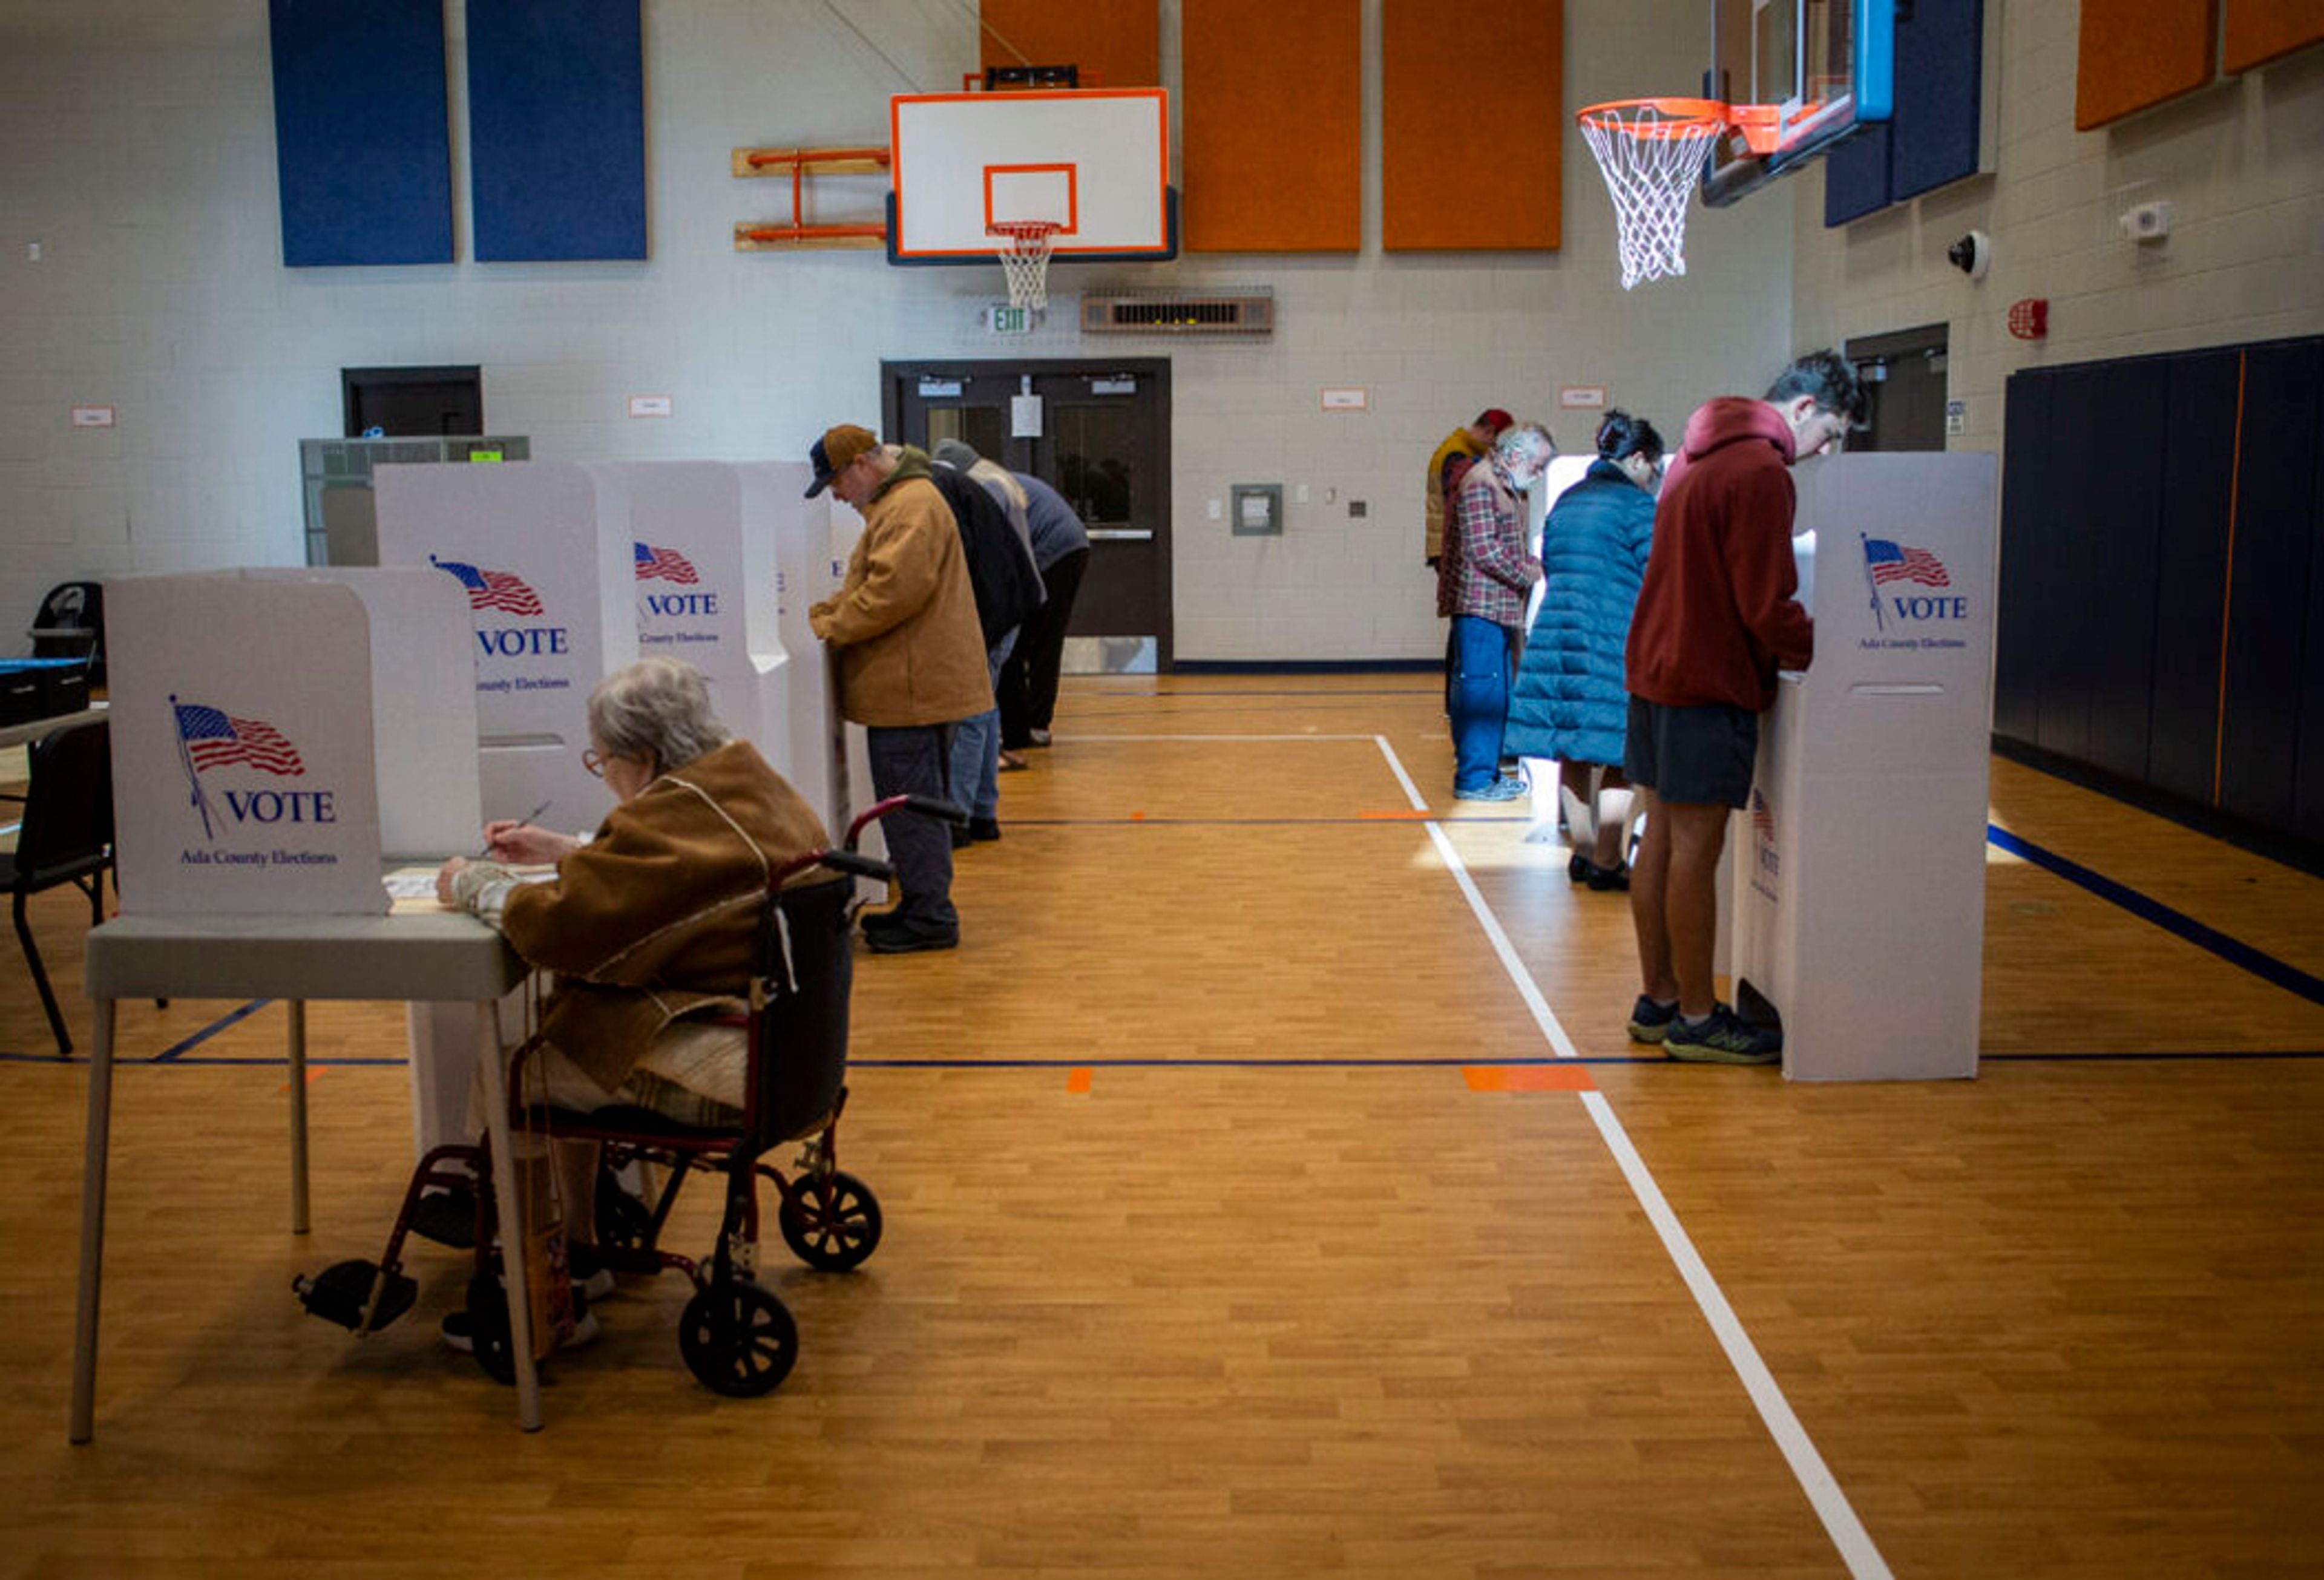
[[778, 1170, 882, 1271], [464, 1273, 517, 1387], [679, 1278, 798, 1397]]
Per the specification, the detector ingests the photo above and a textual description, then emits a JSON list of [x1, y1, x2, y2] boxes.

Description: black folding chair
[[4, 718, 113, 1055], [27, 581, 103, 685]]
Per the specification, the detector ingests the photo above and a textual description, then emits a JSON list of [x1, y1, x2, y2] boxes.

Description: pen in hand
[[478, 799, 553, 859]]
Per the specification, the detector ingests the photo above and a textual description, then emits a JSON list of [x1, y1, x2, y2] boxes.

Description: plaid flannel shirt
[[1448, 462, 1540, 628]]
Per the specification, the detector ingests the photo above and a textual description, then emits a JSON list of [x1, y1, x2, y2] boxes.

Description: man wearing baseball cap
[[806, 424, 991, 952]]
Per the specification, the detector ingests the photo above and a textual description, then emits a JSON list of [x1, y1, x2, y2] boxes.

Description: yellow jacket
[[810, 449, 994, 727], [1423, 428, 1486, 562]]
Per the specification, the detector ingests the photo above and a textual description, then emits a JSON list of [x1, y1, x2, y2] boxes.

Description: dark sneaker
[[1627, 995, 1678, 1044], [1662, 1004, 1782, 1065], [969, 817, 1001, 842], [1567, 851, 1591, 883], [1454, 778, 1528, 803], [864, 925, 958, 954], [1584, 860, 1630, 893]]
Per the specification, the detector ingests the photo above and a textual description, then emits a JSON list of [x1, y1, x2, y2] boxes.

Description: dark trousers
[[999, 547, 1089, 748], [865, 723, 957, 934]]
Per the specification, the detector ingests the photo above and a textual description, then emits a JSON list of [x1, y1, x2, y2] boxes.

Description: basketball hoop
[[990, 220, 1062, 312], [1576, 97, 1775, 290]]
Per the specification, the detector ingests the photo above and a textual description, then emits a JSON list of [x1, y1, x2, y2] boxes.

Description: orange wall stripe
[[2212, 350, 2247, 805], [1181, 0, 1361, 251], [1382, 0, 1560, 250]]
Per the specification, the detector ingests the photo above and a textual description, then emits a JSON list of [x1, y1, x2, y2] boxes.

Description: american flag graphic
[[174, 703, 306, 776], [1750, 790, 1775, 841], [1863, 538, 1951, 588], [634, 542, 700, 584], [430, 556, 544, 615]]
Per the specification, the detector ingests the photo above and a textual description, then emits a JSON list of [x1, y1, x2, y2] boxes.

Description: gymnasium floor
[[4, 673, 2322, 1578]]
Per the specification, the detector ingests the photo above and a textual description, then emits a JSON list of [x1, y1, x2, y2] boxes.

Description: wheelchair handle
[[844, 793, 970, 849], [816, 848, 894, 885]]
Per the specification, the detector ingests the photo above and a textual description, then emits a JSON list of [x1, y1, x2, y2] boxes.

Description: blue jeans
[[1449, 614, 1514, 793], [947, 630, 1016, 821]]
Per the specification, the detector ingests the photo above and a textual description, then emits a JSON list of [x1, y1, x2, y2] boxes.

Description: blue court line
[[1988, 824, 2324, 1009], [153, 997, 272, 1061]]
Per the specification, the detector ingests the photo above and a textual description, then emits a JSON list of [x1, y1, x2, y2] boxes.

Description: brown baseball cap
[[805, 424, 879, 497]]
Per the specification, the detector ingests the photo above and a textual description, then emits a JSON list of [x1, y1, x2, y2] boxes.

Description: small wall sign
[[1558, 386, 1608, 409], [626, 395, 672, 418], [71, 405, 116, 428], [1319, 387, 1368, 411]]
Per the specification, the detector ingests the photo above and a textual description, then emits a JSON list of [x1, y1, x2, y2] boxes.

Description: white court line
[[1370, 733, 1894, 1580]]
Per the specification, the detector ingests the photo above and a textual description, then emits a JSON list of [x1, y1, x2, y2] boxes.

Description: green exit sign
[[989, 304, 1034, 335]]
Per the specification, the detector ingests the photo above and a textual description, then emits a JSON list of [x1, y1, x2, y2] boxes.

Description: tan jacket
[[499, 740, 830, 1091], [810, 448, 994, 726]]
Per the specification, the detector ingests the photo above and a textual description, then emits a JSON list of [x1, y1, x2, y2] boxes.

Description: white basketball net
[[990, 221, 1062, 312], [1577, 103, 1729, 290]]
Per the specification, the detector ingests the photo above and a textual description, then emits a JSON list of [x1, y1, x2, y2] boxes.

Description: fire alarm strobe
[[2007, 299, 2049, 341]]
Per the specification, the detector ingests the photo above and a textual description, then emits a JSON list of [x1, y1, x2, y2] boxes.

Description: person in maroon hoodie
[[1622, 351, 1866, 1063]]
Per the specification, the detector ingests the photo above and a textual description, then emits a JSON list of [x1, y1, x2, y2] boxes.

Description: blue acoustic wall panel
[[268, 0, 453, 267], [1823, 0, 1983, 225], [1891, 0, 1983, 200], [467, 0, 648, 262], [1823, 121, 1892, 226]]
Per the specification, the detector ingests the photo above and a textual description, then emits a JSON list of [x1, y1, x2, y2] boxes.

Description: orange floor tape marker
[[1065, 1067, 1093, 1093], [1463, 1064, 1596, 1093]]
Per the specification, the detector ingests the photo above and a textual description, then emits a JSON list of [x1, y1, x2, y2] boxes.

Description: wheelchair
[[298, 796, 957, 1397]]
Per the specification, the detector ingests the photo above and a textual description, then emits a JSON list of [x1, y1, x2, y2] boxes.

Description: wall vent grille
[[1081, 290, 1274, 335]]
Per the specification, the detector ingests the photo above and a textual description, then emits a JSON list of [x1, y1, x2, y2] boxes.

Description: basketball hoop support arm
[[732, 146, 893, 250]]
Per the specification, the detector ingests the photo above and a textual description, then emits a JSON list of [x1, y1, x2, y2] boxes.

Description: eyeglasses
[[582, 749, 605, 778]]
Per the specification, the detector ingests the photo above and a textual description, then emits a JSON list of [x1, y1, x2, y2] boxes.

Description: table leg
[[474, 1001, 543, 1431], [70, 998, 119, 1444], [286, 1000, 310, 1236]]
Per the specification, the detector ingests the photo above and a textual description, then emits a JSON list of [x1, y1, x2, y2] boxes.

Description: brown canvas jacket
[[498, 739, 830, 1091], [810, 448, 994, 727]]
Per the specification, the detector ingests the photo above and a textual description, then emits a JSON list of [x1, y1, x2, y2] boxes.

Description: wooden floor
[[4, 674, 2322, 1578]]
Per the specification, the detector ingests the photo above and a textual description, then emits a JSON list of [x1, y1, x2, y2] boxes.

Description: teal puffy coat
[[1504, 460, 1655, 767]]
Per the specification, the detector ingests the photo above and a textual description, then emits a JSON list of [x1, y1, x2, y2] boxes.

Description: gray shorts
[[1624, 696, 1759, 810]]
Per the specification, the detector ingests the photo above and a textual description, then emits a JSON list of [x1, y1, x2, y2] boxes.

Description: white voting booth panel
[[373, 461, 637, 833], [108, 575, 398, 917], [375, 461, 636, 1153], [1730, 453, 2000, 1082], [739, 464, 861, 842], [246, 568, 484, 858]]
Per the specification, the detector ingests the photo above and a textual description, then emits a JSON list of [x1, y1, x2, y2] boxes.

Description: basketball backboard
[[887, 88, 1177, 266], [1702, 0, 1893, 206]]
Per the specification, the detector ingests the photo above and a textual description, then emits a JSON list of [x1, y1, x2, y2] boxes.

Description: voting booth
[[590, 462, 791, 787], [373, 461, 637, 830], [107, 571, 479, 916], [819, 502, 887, 862], [1729, 453, 2000, 1081]]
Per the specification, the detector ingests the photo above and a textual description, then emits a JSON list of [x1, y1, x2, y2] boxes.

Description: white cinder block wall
[[0, 0, 1800, 663], [1788, 4, 2324, 454]]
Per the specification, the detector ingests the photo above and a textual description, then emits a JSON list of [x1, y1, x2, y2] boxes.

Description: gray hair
[[587, 657, 730, 772]]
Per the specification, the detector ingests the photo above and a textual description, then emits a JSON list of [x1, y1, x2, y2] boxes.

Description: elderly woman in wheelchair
[[297, 657, 898, 1396]]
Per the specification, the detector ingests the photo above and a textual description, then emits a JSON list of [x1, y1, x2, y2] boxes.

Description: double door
[[883, 358, 1171, 671]]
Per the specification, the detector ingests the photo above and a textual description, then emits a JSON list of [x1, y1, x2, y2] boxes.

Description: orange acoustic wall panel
[[1181, 0, 1361, 252], [1382, 0, 1560, 249], [2075, 0, 2219, 129], [2223, 0, 2324, 73], [979, 0, 1159, 88]]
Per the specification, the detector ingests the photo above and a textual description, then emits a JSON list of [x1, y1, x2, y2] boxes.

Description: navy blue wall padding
[[1822, 122, 1891, 227], [1891, 0, 1983, 201], [2219, 343, 2321, 833], [2083, 364, 2168, 782], [2297, 372, 2324, 843], [1992, 374, 2050, 746], [467, 0, 647, 262], [2145, 350, 2239, 805], [268, 0, 453, 267]]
